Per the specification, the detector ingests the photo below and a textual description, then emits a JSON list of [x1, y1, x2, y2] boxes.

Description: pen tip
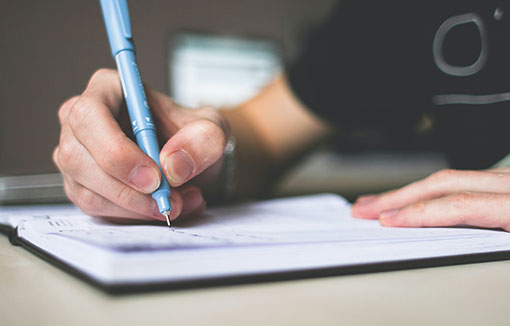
[[162, 211, 171, 227]]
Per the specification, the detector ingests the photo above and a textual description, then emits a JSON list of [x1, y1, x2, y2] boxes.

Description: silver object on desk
[[0, 173, 68, 205]]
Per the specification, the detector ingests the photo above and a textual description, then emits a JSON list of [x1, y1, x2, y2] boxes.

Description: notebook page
[[0, 204, 79, 228], [19, 194, 506, 252], [15, 194, 510, 284]]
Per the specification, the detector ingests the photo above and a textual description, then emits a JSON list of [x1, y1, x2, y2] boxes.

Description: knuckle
[[57, 139, 79, 168], [198, 107, 230, 136], [409, 201, 428, 215], [63, 181, 77, 206], [95, 136, 132, 172], [67, 96, 97, 130], [451, 192, 476, 210], [58, 96, 80, 123], [90, 68, 117, 83], [429, 169, 457, 182], [197, 119, 227, 154], [76, 188, 106, 215], [52, 147, 61, 169], [111, 184, 135, 209], [197, 107, 220, 121]]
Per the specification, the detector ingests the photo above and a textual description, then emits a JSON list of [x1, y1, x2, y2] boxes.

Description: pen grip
[[115, 50, 171, 196], [115, 50, 155, 134]]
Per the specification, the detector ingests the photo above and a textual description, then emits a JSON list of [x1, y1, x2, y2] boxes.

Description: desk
[[275, 150, 448, 198], [1, 236, 510, 325]]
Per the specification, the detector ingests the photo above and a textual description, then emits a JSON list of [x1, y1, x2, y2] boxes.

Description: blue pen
[[99, 0, 172, 226]]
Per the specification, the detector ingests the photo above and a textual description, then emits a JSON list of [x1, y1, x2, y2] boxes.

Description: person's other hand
[[53, 69, 229, 223], [351, 168, 510, 231]]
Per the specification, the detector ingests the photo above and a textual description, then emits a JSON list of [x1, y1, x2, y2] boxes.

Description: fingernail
[[164, 150, 194, 185], [168, 192, 182, 222], [151, 202, 165, 219], [181, 187, 204, 215], [380, 209, 400, 219], [129, 165, 160, 193], [355, 195, 377, 206]]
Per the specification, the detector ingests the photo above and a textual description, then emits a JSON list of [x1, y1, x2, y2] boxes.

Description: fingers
[[147, 90, 230, 139], [81, 68, 124, 114], [63, 175, 164, 221], [54, 105, 181, 222], [62, 69, 162, 194], [55, 69, 217, 222], [179, 184, 207, 216], [55, 142, 203, 222], [54, 141, 182, 221], [379, 192, 510, 231], [352, 169, 510, 219], [160, 108, 229, 187]]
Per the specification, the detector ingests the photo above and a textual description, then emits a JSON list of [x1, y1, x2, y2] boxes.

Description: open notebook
[[2, 194, 510, 293]]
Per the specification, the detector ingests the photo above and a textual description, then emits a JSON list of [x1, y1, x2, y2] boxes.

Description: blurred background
[[0, 0, 447, 202], [0, 0, 336, 174]]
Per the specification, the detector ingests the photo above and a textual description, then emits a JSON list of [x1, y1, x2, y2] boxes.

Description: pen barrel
[[115, 50, 154, 133], [115, 50, 171, 200], [100, 0, 134, 57]]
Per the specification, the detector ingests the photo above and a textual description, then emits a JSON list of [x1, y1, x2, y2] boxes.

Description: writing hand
[[53, 69, 229, 223]]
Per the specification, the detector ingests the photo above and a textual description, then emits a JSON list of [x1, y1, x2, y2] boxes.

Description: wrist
[[200, 136, 237, 206]]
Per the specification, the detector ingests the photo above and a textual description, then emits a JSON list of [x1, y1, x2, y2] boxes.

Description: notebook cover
[[8, 227, 510, 295]]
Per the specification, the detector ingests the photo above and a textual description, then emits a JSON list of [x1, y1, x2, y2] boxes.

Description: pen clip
[[114, 0, 132, 39], [99, 0, 134, 56]]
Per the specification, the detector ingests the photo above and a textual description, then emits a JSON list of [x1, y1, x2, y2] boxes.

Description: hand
[[53, 69, 229, 223], [351, 168, 510, 231]]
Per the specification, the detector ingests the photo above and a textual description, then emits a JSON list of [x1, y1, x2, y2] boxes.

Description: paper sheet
[[0, 204, 79, 228], [8, 194, 510, 285], [17, 194, 506, 250]]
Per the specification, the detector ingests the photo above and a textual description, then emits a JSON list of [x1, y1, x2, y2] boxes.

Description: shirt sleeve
[[287, 1, 429, 147], [287, 0, 510, 169]]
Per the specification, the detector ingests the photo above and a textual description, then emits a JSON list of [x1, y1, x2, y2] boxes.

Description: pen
[[99, 0, 172, 226]]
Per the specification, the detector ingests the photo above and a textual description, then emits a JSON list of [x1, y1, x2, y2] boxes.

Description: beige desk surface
[[2, 236, 510, 326]]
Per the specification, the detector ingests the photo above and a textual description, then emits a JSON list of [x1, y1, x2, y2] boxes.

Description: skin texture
[[54, 69, 329, 223], [351, 168, 510, 231], [54, 69, 228, 222], [55, 69, 510, 231]]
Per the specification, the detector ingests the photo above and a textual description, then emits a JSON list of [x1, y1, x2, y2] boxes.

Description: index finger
[[66, 69, 162, 194], [352, 169, 510, 219], [379, 192, 510, 231]]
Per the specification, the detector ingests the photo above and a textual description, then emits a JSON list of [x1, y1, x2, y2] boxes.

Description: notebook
[[2, 193, 510, 293]]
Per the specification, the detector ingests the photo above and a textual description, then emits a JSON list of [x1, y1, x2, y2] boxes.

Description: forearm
[[220, 74, 332, 198]]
